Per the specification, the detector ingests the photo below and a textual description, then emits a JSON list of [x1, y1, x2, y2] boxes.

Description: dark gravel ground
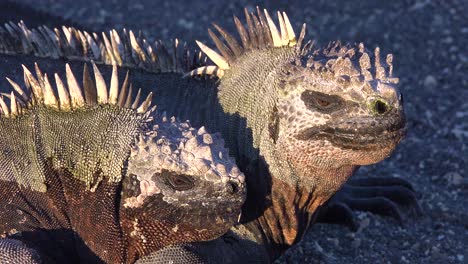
[[7, 0, 468, 263]]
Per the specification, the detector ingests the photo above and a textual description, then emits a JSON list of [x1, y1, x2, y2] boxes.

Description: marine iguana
[[136, 8, 414, 263], [0, 7, 418, 263], [0, 62, 246, 263]]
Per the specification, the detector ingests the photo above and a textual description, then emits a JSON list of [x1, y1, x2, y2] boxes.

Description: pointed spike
[[42, 73, 58, 108], [0, 96, 9, 117], [129, 30, 147, 62], [22, 70, 32, 96], [257, 7, 272, 46], [84, 31, 100, 59], [101, 31, 117, 64], [277, 11, 289, 45], [386, 54, 393, 77], [374, 47, 385, 80], [41, 26, 59, 52], [124, 83, 134, 108], [131, 88, 142, 109], [359, 52, 371, 70], [22, 64, 43, 102], [233, 16, 250, 50], [118, 71, 130, 107], [213, 24, 243, 56], [62, 26, 75, 48], [137, 92, 152, 113], [55, 27, 70, 55], [83, 63, 97, 106], [244, 8, 258, 48], [109, 64, 119, 104], [195, 40, 230, 70], [282, 12, 296, 46], [155, 40, 171, 71], [110, 30, 123, 65], [172, 38, 179, 71], [76, 30, 89, 57], [185, 66, 224, 78], [54, 73, 71, 110], [65, 64, 85, 108], [297, 23, 306, 49], [359, 51, 372, 80], [111, 29, 123, 54], [92, 61, 108, 104], [34, 62, 45, 86], [10, 92, 17, 116], [208, 28, 234, 62], [301, 40, 315, 55], [0, 93, 25, 106], [6, 77, 28, 102], [358, 43, 365, 53], [251, 13, 265, 48], [264, 9, 282, 47], [111, 29, 125, 65]]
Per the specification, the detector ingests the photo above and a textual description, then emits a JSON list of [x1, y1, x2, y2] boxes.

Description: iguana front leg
[[317, 176, 421, 230]]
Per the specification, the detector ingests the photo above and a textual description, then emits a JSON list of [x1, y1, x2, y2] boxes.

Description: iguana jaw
[[121, 201, 240, 261], [295, 109, 406, 152]]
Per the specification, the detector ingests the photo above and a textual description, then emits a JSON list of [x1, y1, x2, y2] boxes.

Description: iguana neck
[[214, 47, 357, 256], [247, 165, 357, 258], [216, 47, 297, 159]]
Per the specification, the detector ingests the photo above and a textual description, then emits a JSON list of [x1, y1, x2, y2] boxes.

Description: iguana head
[[190, 8, 405, 191], [275, 42, 405, 171], [122, 115, 246, 245]]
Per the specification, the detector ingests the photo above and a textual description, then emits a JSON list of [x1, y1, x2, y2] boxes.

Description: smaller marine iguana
[[0, 62, 246, 263]]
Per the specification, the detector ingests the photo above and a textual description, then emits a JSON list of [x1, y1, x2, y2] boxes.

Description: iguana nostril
[[226, 181, 239, 195], [373, 100, 388, 115]]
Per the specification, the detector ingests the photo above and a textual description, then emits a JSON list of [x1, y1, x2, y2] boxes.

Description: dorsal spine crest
[[189, 8, 302, 78], [0, 62, 153, 118]]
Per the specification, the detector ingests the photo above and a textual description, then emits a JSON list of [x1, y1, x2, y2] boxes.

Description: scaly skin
[[0, 7, 415, 263], [0, 63, 245, 263]]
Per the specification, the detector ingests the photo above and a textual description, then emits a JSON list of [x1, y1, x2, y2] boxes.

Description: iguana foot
[[317, 177, 421, 231]]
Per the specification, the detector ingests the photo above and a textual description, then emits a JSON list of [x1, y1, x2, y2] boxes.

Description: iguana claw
[[317, 176, 421, 231]]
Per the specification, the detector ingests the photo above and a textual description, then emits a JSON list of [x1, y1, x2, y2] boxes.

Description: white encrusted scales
[[125, 115, 245, 207]]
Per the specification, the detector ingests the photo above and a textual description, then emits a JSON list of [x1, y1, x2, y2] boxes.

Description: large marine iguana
[[0, 7, 418, 263], [0, 62, 245, 263], [137, 9, 414, 263]]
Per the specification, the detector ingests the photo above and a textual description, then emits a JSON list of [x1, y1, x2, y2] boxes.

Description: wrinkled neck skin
[[251, 164, 357, 259], [217, 47, 358, 259]]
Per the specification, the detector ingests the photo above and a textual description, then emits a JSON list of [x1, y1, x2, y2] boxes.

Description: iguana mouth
[[315, 127, 406, 150], [296, 112, 406, 150]]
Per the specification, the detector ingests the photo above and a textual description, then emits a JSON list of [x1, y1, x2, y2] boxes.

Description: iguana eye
[[162, 170, 195, 191], [300, 90, 344, 112], [315, 98, 331, 107]]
